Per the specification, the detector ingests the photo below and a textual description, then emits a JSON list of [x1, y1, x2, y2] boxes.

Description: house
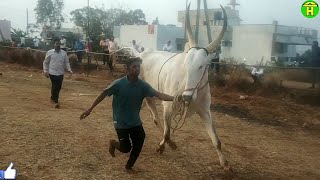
[[113, 24, 184, 52], [0, 19, 11, 42]]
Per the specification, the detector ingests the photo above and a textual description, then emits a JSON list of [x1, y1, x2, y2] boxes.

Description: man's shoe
[[54, 103, 60, 109], [125, 164, 133, 170], [109, 140, 116, 157]]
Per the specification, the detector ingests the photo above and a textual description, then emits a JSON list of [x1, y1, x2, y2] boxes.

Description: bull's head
[[182, 4, 227, 102]]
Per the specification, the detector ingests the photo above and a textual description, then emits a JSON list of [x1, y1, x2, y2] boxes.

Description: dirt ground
[[0, 62, 319, 180]]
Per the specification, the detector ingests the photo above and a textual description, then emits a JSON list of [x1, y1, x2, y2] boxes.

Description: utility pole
[[87, 0, 89, 40], [203, 0, 212, 43], [26, 8, 29, 37], [183, 0, 188, 43], [86, 0, 90, 76]]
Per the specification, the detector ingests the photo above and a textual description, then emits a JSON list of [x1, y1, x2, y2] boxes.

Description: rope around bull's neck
[[157, 53, 179, 91]]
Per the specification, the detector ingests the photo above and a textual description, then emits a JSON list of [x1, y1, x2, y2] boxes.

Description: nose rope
[[156, 52, 210, 134], [171, 64, 210, 134]]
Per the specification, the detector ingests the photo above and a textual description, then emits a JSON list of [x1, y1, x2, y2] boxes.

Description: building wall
[[226, 25, 275, 65], [178, 6, 241, 27], [115, 25, 158, 50], [0, 20, 11, 42], [115, 25, 184, 52], [157, 25, 184, 52]]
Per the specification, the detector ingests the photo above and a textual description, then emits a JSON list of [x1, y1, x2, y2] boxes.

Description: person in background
[[80, 57, 175, 171], [74, 39, 85, 65], [132, 40, 140, 52], [33, 36, 40, 49], [11, 40, 17, 47], [108, 36, 119, 73], [43, 38, 73, 108], [100, 37, 109, 65], [251, 65, 264, 84], [86, 38, 93, 52], [85, 38, 93, 64], [163, 40, 172, 52], [311, 41, 320, 88], [60, 35, 67, 51]]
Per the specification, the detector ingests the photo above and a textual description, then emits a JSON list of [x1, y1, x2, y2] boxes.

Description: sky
[[0, 0, 319, 33]]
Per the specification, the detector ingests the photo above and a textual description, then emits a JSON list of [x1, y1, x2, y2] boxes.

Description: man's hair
[[126, 57, 142, 69]]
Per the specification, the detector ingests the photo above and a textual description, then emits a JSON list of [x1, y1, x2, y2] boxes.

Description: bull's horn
[[206, 5, 227, 54], [186, 3, 196, 48]]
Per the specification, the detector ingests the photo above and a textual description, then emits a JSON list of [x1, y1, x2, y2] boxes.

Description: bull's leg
[[198, 110, 232, 172], [156, 105, 177, 153], [145, 97, 162, 131]]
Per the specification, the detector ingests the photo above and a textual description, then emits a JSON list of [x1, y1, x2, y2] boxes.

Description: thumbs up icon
[[0, 163, 16, 180]]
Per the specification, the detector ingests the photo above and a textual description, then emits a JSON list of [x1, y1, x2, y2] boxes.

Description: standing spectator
[[33, 36, 40, 49], [100, 37, 109, 65], [60, 35, 67, 51], [251, 65, 264, 84], [108, 36, 119, 73], [20, 37, 26, 47], [11, 40, 17, 47], [132, 40, 140, 52], [163, 40, 172, 52], [43, 38, 73, 108], [86, 38, 93, 52], [311, 41, 320, 88], [86, 38, 93, 64], [74, 39, 85, 65]]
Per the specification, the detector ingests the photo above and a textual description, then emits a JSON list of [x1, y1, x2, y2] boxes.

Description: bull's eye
[[198, 65, 203, 70]]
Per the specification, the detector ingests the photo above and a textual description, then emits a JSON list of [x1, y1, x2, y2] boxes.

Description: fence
[[1, 45, 320, 89]]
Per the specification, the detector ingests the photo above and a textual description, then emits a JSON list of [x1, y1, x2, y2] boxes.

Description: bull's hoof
[[167, 140, 177, 150], [156, 145, 165, 154]]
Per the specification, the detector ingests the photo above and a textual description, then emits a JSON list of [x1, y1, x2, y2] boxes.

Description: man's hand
[[80, 109, 91, 120], [44, 72, 49, 78]]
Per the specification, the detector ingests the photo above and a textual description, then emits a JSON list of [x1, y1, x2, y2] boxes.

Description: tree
[[70, 7, 147, 51], [34, 0, 65, 30]]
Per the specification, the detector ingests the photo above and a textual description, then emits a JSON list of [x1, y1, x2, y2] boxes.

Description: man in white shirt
[[43, 38, 73, 108], [108, 36, 119, 73], [132, 40, 140, 52], [60, 35, 67, 51], [100, 38, 109, 65], [33, 36, 40, 49], [251, 66, 264, 84], [163, 40, 173, 52]]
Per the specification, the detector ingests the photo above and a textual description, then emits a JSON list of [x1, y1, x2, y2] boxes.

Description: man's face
[[54, 41, 61, 49], [128, 61, 141, 77], [111, 37, 114, 41]]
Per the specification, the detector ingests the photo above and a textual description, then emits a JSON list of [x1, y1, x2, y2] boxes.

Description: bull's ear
[[184, 42, 190, 53]]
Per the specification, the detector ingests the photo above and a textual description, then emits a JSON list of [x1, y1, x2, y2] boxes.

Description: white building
[[113, 24, 184, 52], [0, 19, 11, 42], [178, 5, 318, 65], [115, 2, 318, 65]]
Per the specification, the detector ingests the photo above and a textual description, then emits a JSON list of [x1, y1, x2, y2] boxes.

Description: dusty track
[[0, 62, 319, 179]]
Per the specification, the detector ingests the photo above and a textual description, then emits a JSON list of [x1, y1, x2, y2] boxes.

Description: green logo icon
[[301, 0, 319, 18]]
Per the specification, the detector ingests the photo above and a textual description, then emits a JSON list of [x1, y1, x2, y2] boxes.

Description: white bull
[[135, 5, 231, 171]]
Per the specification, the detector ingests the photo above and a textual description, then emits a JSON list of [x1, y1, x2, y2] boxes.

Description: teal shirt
[[104, 76, 157, 129]]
